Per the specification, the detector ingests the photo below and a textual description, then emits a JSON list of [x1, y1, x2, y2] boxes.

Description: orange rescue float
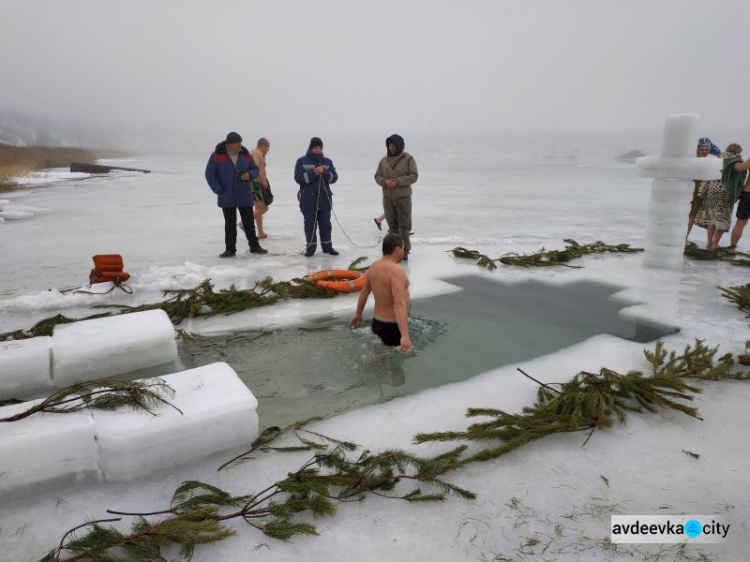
[[89, 254, 131, 284], [306, 269, 365, 293]]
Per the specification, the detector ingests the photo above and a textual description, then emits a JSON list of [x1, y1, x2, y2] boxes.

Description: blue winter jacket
[[294, 150, 338, 211], [205, 141, 259, 208]]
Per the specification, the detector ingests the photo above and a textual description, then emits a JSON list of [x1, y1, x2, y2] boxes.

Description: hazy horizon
[[3, 0, 749, 148]]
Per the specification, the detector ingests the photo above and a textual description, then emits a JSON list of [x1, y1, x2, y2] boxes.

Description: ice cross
[[636, 114, 720, 269]]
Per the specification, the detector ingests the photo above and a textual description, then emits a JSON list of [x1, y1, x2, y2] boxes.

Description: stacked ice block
[[0, 309, 178, 401], [0, 363, 259, 498], [0, 310, 260, 498]]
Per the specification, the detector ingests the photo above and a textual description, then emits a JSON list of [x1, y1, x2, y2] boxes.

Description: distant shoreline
[[0, 143, 127, 192]]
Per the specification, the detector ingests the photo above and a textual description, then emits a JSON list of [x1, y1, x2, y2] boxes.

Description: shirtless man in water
[[349, 233, 413, 351]]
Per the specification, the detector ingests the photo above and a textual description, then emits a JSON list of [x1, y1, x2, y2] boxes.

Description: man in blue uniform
[[294, 137, 339, 257]]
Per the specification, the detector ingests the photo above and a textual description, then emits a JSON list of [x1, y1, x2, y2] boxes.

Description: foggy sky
[[2, 0, 749, 144]]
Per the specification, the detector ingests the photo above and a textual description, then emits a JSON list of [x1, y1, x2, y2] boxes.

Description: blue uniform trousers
[[302, 208, 333, 253]]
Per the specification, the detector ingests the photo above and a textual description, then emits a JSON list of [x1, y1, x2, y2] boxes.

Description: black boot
[[305, 247, 316, 257], [219, 250, 236, 258], [323, 248, 339, 256], [249, 245, 268, 254]]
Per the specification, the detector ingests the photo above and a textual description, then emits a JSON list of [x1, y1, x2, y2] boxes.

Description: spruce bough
[[451, 239, 643, 270], [415, 340, 746, 464], [41, 423, 472, 561], [0, 379, 179, 423]]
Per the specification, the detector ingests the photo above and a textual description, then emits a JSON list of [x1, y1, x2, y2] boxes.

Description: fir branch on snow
[[498, 239, 642, 268], [0, 379, 180, 423], [449, 239, 642, 270], [260, 277, 335, 300], [95, 279, 284, 325], [42, 422, 474, 561], [449, 247, 500, 270], [738, 341, 750, 366], [684, 244, 750, 265], [720, 284, 750, 316], [216, 419, 334, 470], [0, 312, 114, 342], [642, 339, 745, 381], [346, 256, 370, 272], [414, 339, 747, 464]]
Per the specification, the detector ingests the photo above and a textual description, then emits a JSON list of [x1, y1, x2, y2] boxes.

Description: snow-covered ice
[[1, 133, 748, 561]]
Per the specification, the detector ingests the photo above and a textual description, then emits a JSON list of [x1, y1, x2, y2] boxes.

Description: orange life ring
[[306, 269, 365, 293]]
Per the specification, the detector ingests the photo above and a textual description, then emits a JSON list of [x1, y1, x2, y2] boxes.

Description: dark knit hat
[[226, 132, 242, 144], [308, 137, 323, 150]]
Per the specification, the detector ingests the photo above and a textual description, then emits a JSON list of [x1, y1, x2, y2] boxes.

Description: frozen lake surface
[[1, 133, 749, 561]]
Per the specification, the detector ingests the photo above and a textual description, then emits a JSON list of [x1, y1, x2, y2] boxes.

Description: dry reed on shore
[[0, 143, 122, 191]]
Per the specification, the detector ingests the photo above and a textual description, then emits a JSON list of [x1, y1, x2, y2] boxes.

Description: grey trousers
[[383, 195, 412, 253]]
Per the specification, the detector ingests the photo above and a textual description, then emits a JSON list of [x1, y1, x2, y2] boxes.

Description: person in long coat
[[294, 137, 339, 256]]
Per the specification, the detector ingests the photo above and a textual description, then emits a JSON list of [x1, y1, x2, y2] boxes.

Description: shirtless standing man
[[349, 233, 413, 351], [251, 138, 271, 238]]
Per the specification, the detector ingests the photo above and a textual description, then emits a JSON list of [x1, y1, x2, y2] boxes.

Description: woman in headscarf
[[686, 137, 720, 245], [695, 143, 750, 250]]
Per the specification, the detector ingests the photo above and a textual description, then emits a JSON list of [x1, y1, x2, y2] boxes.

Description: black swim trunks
[[261, 180, 273, 206], [737, 192, 750, 220], [372, 317, 401, 346]]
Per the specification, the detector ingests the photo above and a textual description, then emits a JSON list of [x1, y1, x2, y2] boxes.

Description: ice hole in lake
[[178, 275, 678, 429]]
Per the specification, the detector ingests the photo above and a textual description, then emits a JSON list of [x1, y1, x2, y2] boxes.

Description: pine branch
[[0, 379, 180, 423], [44, 422, 479, 560], [517, 368, 562, 394], [449, 247, 500, 270], [685, 245, 750, 264], [449, 239, 642, 271], [347, 256, 370, 272], [498, 239, 642, 268], [0, 312, 112, 342], [720, 284, 750, 316], [416, 340, 748, 466]]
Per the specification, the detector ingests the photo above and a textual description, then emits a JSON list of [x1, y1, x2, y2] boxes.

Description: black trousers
[[222, 206, 259, 251]]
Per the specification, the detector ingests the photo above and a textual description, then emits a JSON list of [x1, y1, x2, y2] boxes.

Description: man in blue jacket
[[205, 132, 268, 258], [294, 137, 339, 257]]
